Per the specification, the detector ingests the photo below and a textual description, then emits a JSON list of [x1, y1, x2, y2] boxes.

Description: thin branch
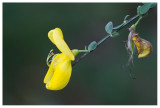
[[72, 14, 139, 67]]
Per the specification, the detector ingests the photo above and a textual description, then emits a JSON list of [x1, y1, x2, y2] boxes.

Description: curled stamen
[[50, 49, 54, 55], [46, 49, 55, 67]]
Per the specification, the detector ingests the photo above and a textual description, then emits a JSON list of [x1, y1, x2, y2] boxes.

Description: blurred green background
[[3, 3, 157, 105]]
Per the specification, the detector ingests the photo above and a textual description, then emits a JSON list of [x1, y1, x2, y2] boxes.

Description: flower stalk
[[45, 3, 156, 90]]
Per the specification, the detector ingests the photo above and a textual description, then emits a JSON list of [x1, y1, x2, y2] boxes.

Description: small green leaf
[[112, 31, 119, 37], [88, 41, 97, 51], [105, 21, 113, 34], [137, 3, 157, 16], [137, 6, 141, 16], [149, 3, 157, 8], [140, 3, 151, 15]]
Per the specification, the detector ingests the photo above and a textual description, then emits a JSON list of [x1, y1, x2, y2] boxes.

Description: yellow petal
[[132, 34, 152, 58], [138, 39, 152, 58], [48, 28, 63, 44], [46, 54, 72, 90], [48, 28, 75, 61], [44, 54, 62, 84]]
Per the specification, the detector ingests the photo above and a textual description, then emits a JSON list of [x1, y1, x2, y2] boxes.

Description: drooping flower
[[44, 28, 75, 90], [126, 27, 152, 64]]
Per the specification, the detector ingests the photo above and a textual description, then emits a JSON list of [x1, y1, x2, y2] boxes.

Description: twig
[[72, 15, 139, 67]]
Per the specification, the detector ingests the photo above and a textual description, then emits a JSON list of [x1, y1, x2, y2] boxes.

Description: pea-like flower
[[44, 28, 75, 90], [126, 27, 152, 66]]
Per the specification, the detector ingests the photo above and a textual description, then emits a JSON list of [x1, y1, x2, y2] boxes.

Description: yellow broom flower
[[44, 28, 75, 90]]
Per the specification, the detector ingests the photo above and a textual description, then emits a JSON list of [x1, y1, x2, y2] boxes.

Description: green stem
[[131, 16, 142, 30], [78, 50, 90, 53], [72, 15, 139, 67], [134, 16, 142, 27], [97, 35, 110, 46]]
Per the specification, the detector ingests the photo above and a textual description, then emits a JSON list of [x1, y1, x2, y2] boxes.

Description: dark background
[[3, 3, 157, 105]]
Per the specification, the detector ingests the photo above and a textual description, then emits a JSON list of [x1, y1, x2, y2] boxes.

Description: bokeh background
[[3, 3, 157, 105]]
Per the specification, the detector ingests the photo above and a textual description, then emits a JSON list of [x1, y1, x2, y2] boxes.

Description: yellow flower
[[44, 28, 75, 90]]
